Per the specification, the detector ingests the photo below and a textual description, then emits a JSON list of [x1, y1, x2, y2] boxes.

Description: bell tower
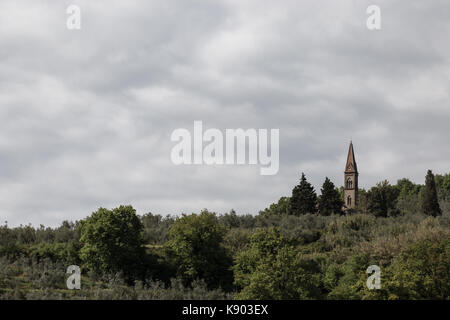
[[344, 141, 358, 209]]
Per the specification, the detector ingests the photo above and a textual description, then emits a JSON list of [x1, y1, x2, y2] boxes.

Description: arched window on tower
[[346, 178, 353, 189], [347, 195, 352, 206]]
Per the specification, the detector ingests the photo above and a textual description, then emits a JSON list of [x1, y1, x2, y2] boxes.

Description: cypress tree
[[318, 177, 344, 215], [291, 172, 317, 215], [421, 169, 442, 217]]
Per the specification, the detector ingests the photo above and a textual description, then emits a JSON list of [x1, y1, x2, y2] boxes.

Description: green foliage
[[324, 214, 376, 248], [436, 175, 450, 220], [218, 210, 256, 229], [422, 170, 442, 217], [165, 210, 233, 291], [234, 227, 325, 299], [222, 228, 252, 256], [355, 188, 370, 214], [291, 173, 317, 215], [393, 179, 420, 215], [27, 242, 81, 265], [0, 255, 231, 300], [318, 177, 343, 216], [278, 214, 323, 244], [361, 236, 450, 300], [325, 253, 372, 299], [259, 197, 291, 216], [0, 221, 80, 246], [79, 205, 146, 281], [367, 180, 400, 217], [395, 178, 421, 196], [141, 213, 174, 244], [1, 171, 450, 300], [386, 237, 450, 299], [435, 173, 450, 201]]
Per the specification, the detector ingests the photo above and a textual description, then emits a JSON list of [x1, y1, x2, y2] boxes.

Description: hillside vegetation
[[0, 171, 449, 299]]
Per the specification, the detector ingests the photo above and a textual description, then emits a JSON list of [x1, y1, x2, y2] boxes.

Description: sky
[[0, 0, 449, 226]]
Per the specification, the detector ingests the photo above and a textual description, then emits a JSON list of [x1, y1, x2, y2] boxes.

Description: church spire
[[344, 141, 358, 209], [345, 141, 357, 173]]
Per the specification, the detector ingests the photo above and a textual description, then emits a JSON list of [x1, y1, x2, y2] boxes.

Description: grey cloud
[[0, 0, 449, 226]]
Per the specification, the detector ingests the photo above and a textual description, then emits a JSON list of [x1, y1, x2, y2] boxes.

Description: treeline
[[263, 170, 448, 217], [0, 171, 449, 300]]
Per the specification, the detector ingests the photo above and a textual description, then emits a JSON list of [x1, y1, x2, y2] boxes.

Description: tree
[[259, 197, 291, 216], [234, 227, 324, 299], [318, 177, 343, 216], [165, 210, 233, 291], [434, 173, 450, 201], [367, 180, 399, 217], [421, 170, 442, 217], [79, 205, 146, 280], [141, 213, 175, 244], [395, 178, 421, 196], [376, 237, 450, 299], [394, 178, 421, 216], [355, 188, 370, 214], [291, 173, 317, 215], [325, 253, 372, 300]]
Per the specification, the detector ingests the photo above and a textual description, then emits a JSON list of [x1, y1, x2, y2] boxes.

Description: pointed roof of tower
[[345, 141, 357, 173]]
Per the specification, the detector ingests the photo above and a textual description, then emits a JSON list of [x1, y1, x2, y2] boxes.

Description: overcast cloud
[[0, 0, 449, 226]]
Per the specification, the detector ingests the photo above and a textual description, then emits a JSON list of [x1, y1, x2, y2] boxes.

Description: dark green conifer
[[421, 169, 442, 217], [291, 173, 317, 215], [318, 177, 343, 215]]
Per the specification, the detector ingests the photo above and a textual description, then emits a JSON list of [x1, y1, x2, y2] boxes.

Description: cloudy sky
[[0, 0, 449, 226]]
